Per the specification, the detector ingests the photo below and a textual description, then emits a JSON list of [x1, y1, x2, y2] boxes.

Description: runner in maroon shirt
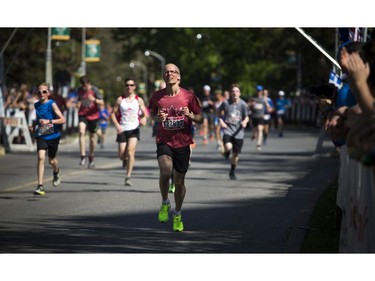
[[76, 75, 104, 168], [149, 63, 203, 232]]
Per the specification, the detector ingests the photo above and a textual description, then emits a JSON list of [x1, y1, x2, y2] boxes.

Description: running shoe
[[256, 145, 262, 152], [52, 169, 61, 187], [158, 203, 171, 223], [229, 171, 237, 180], [34, 185, 45, 195], [88, 161, 95, 169], [124, 177, 132, 186], [173, 214, 184, 232], [169, 183, 175, 193], [80, 157, 87, 166]]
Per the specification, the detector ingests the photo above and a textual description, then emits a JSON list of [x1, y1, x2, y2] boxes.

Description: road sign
[[51, 28, 70, 40], [85, 39, 101, 62]]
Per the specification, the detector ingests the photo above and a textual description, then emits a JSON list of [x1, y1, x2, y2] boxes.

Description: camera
[[309, 84, 337, 99]]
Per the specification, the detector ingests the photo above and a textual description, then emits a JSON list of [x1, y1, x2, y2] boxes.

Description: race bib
[[38, 123, 54, 135], [161, 117, 185, 130]]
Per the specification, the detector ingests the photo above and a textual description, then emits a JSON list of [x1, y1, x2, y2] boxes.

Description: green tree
[[0, 27, 354, 103], [111, 28, 338, 99]]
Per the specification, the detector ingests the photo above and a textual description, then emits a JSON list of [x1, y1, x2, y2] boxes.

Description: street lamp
[[144, 49, 165, 78], [80, 28, 86, 76], [45, 28, 53, 85], [129, 61, 148, 103]]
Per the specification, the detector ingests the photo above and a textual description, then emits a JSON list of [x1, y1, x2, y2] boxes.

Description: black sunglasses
[[37, 90, 49, 94], [125, 84, 135, 87]]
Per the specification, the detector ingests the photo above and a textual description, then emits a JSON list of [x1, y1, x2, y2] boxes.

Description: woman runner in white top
[[110, 78, 148, 186]]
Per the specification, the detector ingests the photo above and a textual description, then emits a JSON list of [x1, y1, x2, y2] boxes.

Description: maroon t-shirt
[[149, 87, 202, 148], [78, 86, 100, 120]]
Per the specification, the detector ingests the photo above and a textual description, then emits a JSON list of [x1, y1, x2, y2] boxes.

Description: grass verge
[[300, 177, 340, 253]]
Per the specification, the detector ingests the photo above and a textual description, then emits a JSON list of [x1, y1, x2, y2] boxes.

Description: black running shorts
[[36, 137, 60, 158], [116, 127, 140, 142], [222, 134, 244, 154], [156, 143, 190, 174], [79, 116, 99, 134]]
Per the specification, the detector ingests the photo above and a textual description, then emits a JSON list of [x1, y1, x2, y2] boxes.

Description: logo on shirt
[[228, 107, 241, 125], [161, 105, 185, 130]]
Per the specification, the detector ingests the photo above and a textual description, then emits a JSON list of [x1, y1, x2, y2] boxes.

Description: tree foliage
[[1, 27, 340, 103], [111, 28, 337, 99]]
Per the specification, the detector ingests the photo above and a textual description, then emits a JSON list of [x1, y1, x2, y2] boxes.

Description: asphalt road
[[0, 124, 338, 253]]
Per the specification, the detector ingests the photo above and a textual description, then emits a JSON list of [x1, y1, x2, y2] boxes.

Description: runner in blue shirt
[[275, 90, 291, 137], [29, 82, 66, 195]]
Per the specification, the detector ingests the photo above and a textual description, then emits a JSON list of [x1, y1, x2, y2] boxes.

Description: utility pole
[[45, 27, 53, 85], [81, 28, 86, 76]]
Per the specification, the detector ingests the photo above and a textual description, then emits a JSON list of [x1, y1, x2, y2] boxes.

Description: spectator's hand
[[341, 50, 369, 87], [327, 114, 348, 144]]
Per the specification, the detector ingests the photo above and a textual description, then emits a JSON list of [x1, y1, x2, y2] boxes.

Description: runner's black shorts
[[36, 137, 60, 158], [116, 127, 140, 142], [79, 116, 99, 134], [156, 143, 190, 174], [222, 134, 244, 154], [252, 117, 265, 127]]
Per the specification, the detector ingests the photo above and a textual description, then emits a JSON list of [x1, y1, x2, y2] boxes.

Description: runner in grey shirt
[[218, 83, 250, 180], [248, 85, 267, 151]]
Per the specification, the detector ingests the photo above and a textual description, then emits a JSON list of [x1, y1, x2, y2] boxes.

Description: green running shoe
[[34, 185, 45, 195], [173, 214, 184, 232], [158, 203, 170, 223], [169, 183, 175, 193]]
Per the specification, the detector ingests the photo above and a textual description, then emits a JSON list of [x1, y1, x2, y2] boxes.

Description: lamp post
[[80, 27, 86, 76], [144, 49, 165, 78], [129, 61, 148, 103], [45, 27, 53, 86]]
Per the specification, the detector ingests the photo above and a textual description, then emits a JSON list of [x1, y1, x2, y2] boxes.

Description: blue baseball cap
[[256, 85, 263, 91]]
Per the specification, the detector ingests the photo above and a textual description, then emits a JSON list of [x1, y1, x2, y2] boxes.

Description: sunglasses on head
[[37, 90, 49, 94]]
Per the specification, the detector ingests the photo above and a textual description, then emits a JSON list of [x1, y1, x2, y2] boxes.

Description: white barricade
[[339, 152, 375, 252], [3, 109, 35, 152]]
